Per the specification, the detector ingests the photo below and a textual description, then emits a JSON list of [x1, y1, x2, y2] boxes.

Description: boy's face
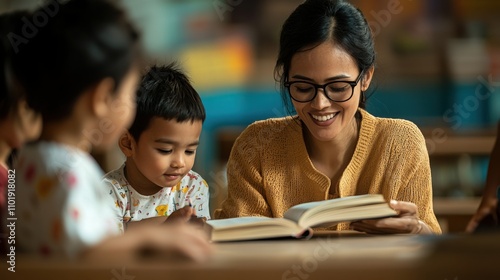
[[131, 117, 202, 189]]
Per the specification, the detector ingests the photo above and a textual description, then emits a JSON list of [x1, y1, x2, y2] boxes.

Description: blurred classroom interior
[[2, 0, 499, 232]]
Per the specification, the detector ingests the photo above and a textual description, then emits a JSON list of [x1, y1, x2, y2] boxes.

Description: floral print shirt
[[16, 142, 118, 258], [103, 164, 210, 233]]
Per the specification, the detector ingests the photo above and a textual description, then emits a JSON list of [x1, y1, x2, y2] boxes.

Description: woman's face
[[288, 41, 372, 142]]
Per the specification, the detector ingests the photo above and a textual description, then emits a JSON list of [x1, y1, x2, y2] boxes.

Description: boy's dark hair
[[0, 10, 31, 120], [128, 63, 206, 141], [10, 0, 141, 122]]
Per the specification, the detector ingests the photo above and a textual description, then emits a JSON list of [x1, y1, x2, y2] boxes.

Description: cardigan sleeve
[[394, 125, 442, 234], [214, 124, 273, 219], [397, 158, 442, 233]]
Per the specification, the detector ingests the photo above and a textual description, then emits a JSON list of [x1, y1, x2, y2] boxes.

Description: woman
[[215, 0, 441, 234]]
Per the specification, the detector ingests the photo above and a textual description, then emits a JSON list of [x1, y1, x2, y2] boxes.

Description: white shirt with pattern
[[16, 142, 119, 258], [103, 164, 210, 232]]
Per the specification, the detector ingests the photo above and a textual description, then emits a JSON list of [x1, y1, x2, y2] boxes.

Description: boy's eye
[[185, 150, 196, 155], [156, 149, 172, 155]]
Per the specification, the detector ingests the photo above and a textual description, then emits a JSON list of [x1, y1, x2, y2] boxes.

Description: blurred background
[[2, 0, 499, 232]]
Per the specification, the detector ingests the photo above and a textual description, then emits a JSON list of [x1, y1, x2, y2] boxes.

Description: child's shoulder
[[183, 170, 203, 181], [181, 170, 208, 186], [16, 142, 105, 192], [102, 164, 127, 187], [22, 141, 73, 159], [19, 142, 97, 172]]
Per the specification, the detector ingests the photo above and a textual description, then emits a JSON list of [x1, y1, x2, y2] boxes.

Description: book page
[[283, 194, 387, 224], [301, 203, 398, 228], [207, 217, 306, 242], [207, 217, 274, 229]]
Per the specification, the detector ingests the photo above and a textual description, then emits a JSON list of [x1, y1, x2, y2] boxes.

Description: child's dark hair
[[10, 0, 141, 122], [0, 10, 31, 120], [128, 63, 206, 141]]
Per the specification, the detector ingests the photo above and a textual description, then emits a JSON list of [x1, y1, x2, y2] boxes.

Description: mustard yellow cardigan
[[214, 109, 441, 234]]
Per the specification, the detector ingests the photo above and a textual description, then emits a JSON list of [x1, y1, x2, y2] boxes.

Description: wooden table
[[3, 232, 500, 280]]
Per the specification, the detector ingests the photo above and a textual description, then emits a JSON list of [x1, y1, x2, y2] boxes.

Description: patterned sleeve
[[102, 175, 128, 234], [62, 168, 119, 257], [185, 171, 211, 219], [17, 162, 118, 257]]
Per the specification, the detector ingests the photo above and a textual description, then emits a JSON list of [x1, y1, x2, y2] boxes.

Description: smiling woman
[[214, 0, 441, 235]]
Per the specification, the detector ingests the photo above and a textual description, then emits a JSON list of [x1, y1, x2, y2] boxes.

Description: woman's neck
[[305, 115, 360, 172]]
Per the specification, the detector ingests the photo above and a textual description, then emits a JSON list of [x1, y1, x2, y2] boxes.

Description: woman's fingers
[[351, 216, 420, 234], [350, 200, 422, 234], [389, 200, 418, 216]]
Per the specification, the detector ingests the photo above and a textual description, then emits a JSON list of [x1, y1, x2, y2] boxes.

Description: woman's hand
[[350, 200, 432, 234]]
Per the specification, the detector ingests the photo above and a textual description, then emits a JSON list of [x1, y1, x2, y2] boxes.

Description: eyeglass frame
[[284, 69, 365, 103]]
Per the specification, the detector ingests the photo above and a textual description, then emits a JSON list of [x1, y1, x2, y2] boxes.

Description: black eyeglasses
[[284, 70, 365, 103]]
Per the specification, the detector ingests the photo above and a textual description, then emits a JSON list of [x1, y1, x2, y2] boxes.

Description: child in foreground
[[13, 0, 211, 261], [0, 10, 42, 254], [103, 63, 210, 233]]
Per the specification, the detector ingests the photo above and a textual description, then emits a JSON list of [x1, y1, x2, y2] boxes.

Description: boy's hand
[[165, 206, 196, 223], [165, 206, 211, 237], [165, 206, 208, 226]]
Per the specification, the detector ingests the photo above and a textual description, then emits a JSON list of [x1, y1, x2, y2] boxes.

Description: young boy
[[103, 63, 210, 232]]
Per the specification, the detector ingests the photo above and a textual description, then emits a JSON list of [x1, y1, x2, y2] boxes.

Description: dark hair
[[128, 63, 206, 141], [0, 10, 31, 120], [10, 0, 141, 122], [275, 0, 375, 113]]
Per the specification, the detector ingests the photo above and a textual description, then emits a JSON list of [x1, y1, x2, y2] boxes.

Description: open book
[[208, 194, 398, 242]]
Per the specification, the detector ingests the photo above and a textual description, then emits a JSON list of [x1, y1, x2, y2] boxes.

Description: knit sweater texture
[[214, 109, 441, 234]]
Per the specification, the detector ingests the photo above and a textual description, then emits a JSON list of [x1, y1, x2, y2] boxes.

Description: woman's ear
[[119, 131, 135, 157], [90, 78, 115, 118], [361, 66, 375, 92]]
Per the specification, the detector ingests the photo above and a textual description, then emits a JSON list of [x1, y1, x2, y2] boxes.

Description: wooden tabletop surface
[[3, 231, 499, 280]]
